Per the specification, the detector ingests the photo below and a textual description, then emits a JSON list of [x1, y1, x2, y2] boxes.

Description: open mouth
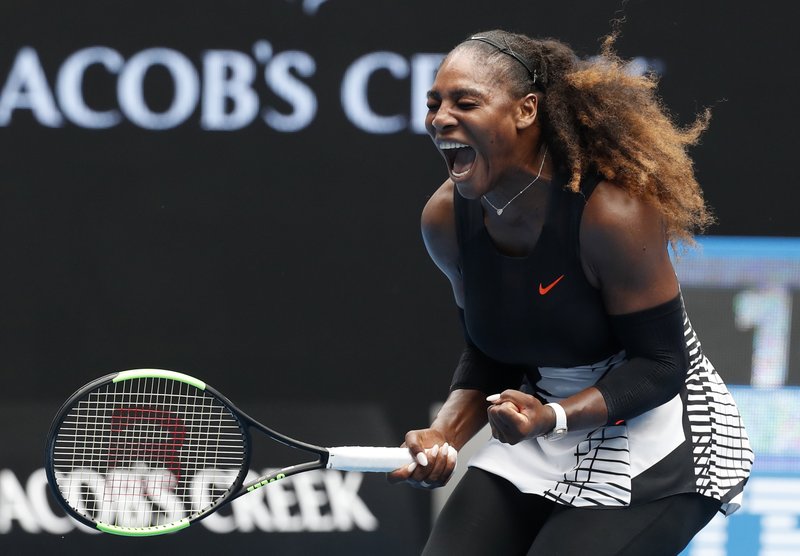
[[438, 140, 477, 179]]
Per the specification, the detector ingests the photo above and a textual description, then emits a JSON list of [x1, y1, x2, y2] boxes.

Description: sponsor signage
[[0, 402, 421, 554], [0, 44, 443, 134]]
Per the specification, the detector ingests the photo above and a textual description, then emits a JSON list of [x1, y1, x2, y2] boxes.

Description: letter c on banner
[[56, 46, 124, 129], [341, 52, 409, 134]]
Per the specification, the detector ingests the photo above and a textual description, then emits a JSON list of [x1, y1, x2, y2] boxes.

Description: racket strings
[[52, 377, 247, 529]]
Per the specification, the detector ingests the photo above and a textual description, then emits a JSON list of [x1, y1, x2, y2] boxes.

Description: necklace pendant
[[496, 208, 503, 215]]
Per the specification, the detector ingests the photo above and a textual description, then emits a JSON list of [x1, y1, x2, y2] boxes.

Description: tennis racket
[[45, 368, 413, 536]]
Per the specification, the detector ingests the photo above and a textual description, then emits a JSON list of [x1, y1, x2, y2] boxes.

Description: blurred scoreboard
[[676, 237, 800, 556]]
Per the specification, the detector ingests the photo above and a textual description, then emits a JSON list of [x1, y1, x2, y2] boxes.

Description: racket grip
[[325, 446, 414, 472]]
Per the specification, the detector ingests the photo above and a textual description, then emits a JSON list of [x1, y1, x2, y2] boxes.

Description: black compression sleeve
[[450, 309, 526, 394], [594, 295, 688, 424]]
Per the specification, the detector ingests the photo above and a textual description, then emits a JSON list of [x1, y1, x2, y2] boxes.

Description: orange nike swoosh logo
[[539, 274, 565, 295]]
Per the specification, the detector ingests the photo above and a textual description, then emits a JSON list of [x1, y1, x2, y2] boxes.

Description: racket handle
[[326, 446, 414, 472]]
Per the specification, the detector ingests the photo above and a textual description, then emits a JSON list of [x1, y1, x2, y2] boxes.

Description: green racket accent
[[112, 369, 206, 390], [246, 473, 287, 492], [96, 519, 191, 536]]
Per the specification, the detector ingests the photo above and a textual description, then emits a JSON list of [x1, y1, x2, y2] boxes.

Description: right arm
[[420, 180, 464, 307], [388, 181, 489, 488]]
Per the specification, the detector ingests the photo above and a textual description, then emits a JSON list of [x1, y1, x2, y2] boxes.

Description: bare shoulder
[[421, 180, 457, 262], [582, 180, 667, 253], [580, 180, 678, 313], [421, 180, 463, 303], [422, 180, 456, 229], [582, 180, 660, 234]]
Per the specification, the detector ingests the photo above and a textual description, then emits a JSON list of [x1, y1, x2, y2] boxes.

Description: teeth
[[438, 140, 470, 150]]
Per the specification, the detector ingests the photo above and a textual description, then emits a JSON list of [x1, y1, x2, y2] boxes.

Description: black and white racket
[[45, 369, 413, 536]]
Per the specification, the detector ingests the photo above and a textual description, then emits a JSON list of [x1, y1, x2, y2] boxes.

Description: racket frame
[[45, 369, 333, 536]]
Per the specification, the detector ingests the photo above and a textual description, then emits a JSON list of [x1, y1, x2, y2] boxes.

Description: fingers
[[387, 428, 458, 489], [414, 443, 457, 488], [387, 453, 422, 484], [404, 431, 432, 466], [486, 389, 530, 409], [386, 436, 426, 481], [388, 443, 458, 489], [421, 443, 447, 486], [487, 398, 526, 428], [486, 391, 536, 445], [488, 402, 527, 426], [488, 409, 525, 445]]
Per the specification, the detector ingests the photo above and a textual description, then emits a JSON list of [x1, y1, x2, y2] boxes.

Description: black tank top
[[455, 172, 621, 367]]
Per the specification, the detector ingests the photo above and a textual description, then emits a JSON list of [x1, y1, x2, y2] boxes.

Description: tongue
[[453, 147, 476, 175]]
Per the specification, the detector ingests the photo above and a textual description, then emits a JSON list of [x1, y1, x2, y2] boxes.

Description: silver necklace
[[481, 147, 548, 216]]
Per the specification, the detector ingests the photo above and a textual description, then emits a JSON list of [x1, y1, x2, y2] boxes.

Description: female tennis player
[[388, 29, 753, 555]]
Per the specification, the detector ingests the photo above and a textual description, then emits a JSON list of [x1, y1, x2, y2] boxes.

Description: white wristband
[[543, 402, 568, 441]]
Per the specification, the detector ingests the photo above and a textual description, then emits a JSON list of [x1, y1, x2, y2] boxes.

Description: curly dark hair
[[453, 29, 714, 244]]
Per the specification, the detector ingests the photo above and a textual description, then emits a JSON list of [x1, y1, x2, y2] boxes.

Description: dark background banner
[[0, 1, 798, 554]]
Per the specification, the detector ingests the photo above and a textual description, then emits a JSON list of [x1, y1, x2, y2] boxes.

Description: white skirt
[[470, 321, 753, 516]]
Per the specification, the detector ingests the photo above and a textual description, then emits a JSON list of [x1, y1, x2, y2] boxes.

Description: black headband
[[467, 35, 540, 86]]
